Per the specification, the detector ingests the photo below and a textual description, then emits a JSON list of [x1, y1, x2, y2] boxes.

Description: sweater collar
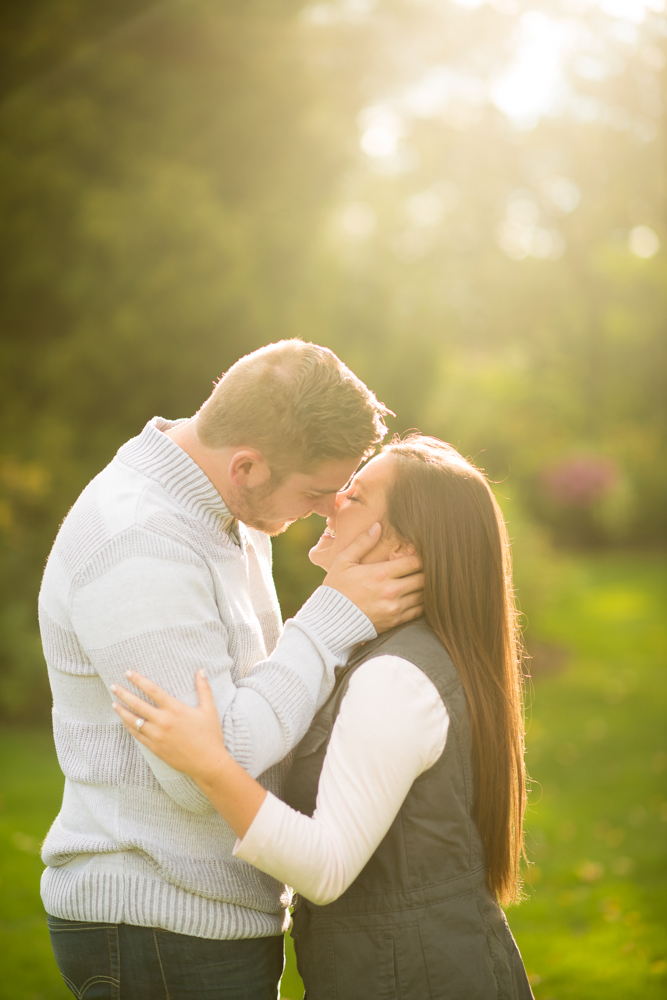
[[116, 417, 241, 544]]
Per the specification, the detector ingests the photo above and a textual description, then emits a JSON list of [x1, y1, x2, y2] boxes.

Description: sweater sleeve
[[70, 540, 375, 813], [233, 655, 449, 904]]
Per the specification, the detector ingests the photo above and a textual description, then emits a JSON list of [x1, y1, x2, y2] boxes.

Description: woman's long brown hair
[[384, 435, 526, 903]]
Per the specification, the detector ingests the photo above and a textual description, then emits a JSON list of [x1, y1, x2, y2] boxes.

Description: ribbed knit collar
[[116, 417, 241, 544]]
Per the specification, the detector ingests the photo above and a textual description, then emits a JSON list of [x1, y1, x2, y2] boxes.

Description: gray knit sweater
[[39, 417, 374, 940]]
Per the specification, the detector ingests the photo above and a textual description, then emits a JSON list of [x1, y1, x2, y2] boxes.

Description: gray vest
[[284, 621, 533, 1000]]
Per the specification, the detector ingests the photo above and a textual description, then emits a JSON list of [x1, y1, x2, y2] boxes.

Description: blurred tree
[[0, 0, 664, 720], [295, 0, 665, 541], [0, 0, 350, 720]]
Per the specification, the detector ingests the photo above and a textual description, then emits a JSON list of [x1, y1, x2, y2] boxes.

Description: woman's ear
[[387, 539, 416, 560]]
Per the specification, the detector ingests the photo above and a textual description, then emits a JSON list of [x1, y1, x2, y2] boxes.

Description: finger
[[124, 670, 175, 709], [381, 554, 423, 579], [390, 572, 425, 597], [394, 604, 424, 625], [395, 589, 424, 612], [334, 523, 382, 565], [194, 670, 216, 714], [109, 684, 162, 722], [112, 701, 153, 742]]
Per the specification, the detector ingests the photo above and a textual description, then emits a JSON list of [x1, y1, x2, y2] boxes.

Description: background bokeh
[[0, 1, 664, 998]]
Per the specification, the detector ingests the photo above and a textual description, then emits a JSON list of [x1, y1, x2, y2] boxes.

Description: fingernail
[[368, 522, 381, 535], [125, 670, 133, 678], [112, 702, 118, 710], [110, 685, 117, 693], [198, 669, 206, 677]]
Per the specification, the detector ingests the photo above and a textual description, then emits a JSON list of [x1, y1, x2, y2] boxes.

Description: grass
[[0, 728, 67, 999], [510, 552, 667, 999], [0, 552, 664, 999]]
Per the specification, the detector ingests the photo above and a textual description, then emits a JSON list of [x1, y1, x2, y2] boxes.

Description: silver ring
[[135, 717, 145, 732]]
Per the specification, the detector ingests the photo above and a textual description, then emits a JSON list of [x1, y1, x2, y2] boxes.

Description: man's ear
[[228, 449, 271, 489]]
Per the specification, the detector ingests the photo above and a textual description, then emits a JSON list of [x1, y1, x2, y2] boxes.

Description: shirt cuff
[[293, 586, 376, 660], [233, 791, 283, 865]]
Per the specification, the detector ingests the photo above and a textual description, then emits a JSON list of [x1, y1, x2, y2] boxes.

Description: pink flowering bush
[[540, 456, 619, 510]]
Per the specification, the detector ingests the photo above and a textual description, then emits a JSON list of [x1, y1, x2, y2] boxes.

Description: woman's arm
[[233, 655, 448, 903], [113, 656, 448, 905], [112, 670, 266, 838]]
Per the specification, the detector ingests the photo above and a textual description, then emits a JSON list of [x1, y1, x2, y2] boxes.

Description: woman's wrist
[[190, 745, 231, 789], [191, 747, 268, 838]]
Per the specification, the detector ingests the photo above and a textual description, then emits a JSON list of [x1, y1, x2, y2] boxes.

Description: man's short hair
[[197, 340, 391, 473]]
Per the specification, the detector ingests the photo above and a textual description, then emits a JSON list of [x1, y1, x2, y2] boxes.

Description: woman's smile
[[319, 515, 337, 540]]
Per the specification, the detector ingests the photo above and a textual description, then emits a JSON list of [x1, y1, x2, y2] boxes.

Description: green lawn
[[509, 552, 667, 999], [0, 553, 664, 999]]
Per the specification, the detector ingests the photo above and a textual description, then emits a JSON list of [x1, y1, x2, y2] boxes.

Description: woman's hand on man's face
[[111, 669, 227, 782]]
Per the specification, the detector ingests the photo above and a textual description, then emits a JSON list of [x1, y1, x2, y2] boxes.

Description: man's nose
[[311, 494, 338, 517]]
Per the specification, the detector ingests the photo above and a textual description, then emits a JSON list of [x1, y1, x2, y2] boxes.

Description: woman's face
[[309, 451, 406, 571]]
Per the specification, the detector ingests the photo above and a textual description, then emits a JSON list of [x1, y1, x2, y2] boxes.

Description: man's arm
[[73, 526, 423, 812], [232, 524, 424, 771], [70, 544, 376, 812]]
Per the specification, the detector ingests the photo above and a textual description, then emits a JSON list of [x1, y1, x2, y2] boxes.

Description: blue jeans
[[47, 915, 284, 1000]]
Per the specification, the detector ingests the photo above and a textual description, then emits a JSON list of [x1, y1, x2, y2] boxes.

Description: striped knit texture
[[38, 417, 374, 939]]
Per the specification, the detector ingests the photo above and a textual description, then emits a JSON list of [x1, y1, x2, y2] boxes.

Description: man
[[39, 340, 423, 999]]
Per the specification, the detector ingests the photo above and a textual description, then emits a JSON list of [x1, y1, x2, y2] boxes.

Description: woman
[[112, 435, 534, 999]]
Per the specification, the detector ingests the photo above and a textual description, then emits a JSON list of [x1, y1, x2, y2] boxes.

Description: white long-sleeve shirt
[[234, 654, 450, 906]]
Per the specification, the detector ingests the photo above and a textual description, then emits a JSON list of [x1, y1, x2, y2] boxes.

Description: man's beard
[[226, 482, 294, 536]]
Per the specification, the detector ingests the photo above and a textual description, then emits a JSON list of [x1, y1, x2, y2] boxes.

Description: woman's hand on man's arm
[[111, 670, 267, 838]]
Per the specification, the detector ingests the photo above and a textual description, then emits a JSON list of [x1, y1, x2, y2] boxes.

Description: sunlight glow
[[628, 225, 660, 257], [342, 0, 662, 264], [338, 201, 377, 240], [301, 0, 378, 26], [496, 190, 566, 260], [402, 68, 487, 120], [359, 106, 404, 158], [405, 183, 461, 229], [490, 12, 569, 127], [600, 0, 664, 23], [543, 177, 581, 215]]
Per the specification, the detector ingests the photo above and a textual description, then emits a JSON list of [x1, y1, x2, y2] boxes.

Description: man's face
[[229, 455, 364, 536]]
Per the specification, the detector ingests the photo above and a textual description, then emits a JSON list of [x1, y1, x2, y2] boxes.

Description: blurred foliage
[[0, 0, 665, 720]]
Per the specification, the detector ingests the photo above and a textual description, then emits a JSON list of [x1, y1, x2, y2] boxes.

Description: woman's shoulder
[[361, 621, 461, 697], [344, 653, 450, 765], [372, 620, 448, 662]]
